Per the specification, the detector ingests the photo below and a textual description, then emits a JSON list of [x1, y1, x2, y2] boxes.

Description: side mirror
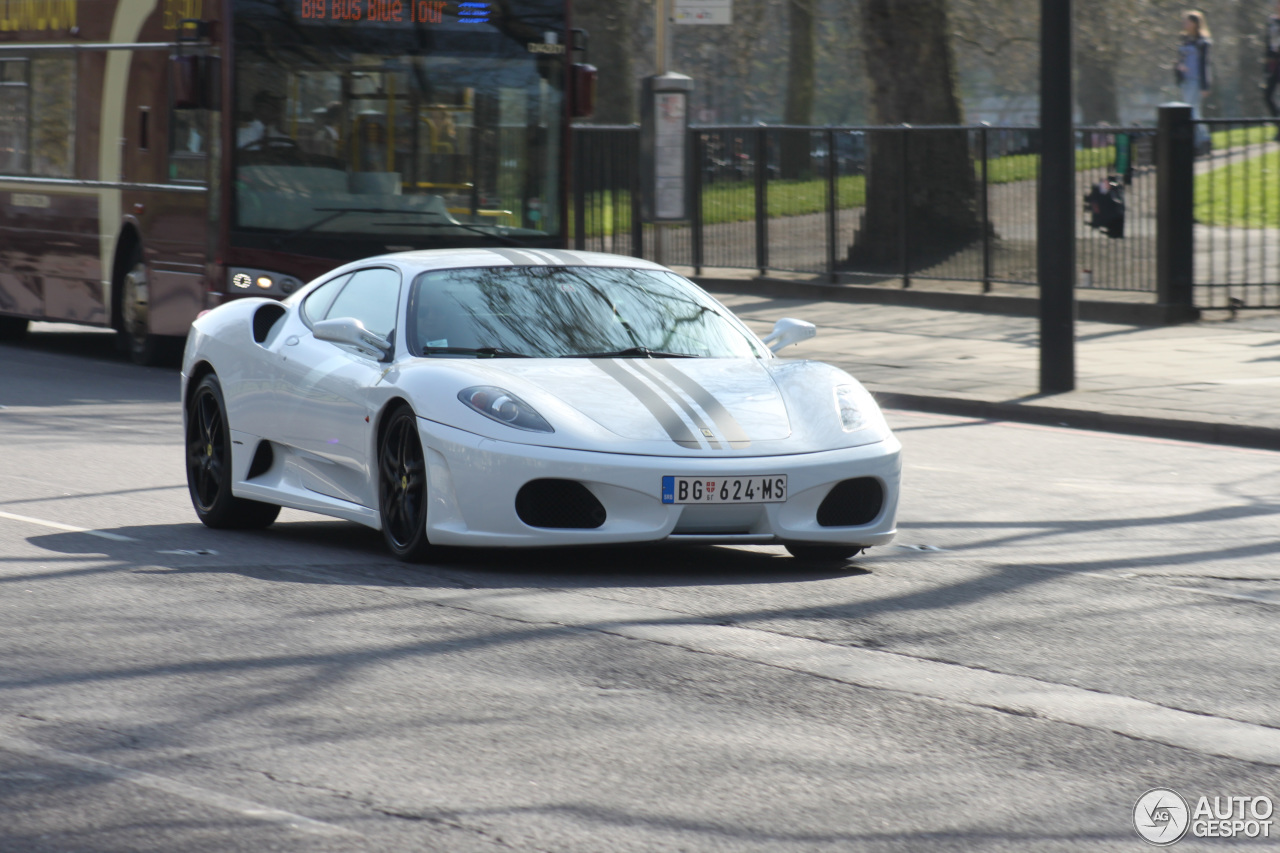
[[763, 317, 816, 353], [313, 318, 391, 359]]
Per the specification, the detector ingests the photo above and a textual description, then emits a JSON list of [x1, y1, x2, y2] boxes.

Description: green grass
[[1210, 125, 1273, 149], [572, 174, 866, 238], [1195, 149, 1280, 228], [983, 146, 1116, 184]]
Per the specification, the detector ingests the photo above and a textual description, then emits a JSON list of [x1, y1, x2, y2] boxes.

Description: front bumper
[[419, 419, 901, 548]]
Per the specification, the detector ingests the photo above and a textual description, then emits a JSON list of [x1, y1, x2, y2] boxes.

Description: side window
[[31, 58, 74, 177], [0, 60, 30, 174], [0, 57, 75, 177], [302, 273, 352, 324], [170, 109, 210, 182], [323, 268, 401, 338]]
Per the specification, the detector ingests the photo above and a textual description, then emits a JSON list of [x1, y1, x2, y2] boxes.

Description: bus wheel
[[0, 317, 29, 340], [118, 249, 179, 366]]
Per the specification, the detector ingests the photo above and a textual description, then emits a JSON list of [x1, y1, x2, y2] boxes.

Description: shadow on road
[[20, 519, 871, 592]]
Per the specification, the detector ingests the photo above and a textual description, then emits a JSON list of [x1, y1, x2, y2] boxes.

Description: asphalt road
[[2, 325, 1279, 852]]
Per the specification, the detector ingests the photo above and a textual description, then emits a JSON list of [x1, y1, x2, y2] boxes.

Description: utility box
[[640, 73, 694, 222]]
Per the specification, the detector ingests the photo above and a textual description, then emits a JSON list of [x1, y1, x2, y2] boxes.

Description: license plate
[[661, 475, 787, 505]]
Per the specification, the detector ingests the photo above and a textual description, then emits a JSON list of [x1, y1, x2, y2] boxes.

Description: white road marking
[[0, 722, 359, 837], [280, 567, 1280, 768], [0, 510, 137, 542]]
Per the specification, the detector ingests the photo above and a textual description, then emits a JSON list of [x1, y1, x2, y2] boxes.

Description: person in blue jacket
[[1175, 10, 1212, 153]]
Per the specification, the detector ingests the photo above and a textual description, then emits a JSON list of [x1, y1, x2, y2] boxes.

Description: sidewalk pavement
[[697, 281, 1280, 452]]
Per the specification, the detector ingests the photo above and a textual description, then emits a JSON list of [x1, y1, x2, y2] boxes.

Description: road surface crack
[[246, 766, 557, 852]]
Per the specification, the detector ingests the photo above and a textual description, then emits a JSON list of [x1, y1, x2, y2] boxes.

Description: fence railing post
[[755, 126, 769, 275], [630, 127, 644, 259], [573, 129, 587, 250], [691, 129, 704, 274], [825, 128, 838, 282], [980, 125, 992, 293], [900, 125, 910, 289], [1156, 103, 1195, 313]]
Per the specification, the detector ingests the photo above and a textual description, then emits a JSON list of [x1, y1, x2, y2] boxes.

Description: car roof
[[357, 248, 671, 274]]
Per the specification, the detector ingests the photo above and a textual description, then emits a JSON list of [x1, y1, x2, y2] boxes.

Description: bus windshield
[[231, 0, 565, 255]]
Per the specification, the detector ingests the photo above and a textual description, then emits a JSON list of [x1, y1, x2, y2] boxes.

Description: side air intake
[[515, 479, 606, 529]]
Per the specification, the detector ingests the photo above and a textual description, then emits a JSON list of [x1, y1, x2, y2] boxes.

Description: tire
[[0, 316, 29, 341], [186, 373, 280, 529], [784, 543, 864, 563], [117, 245, 182, 367], [378, 405, 432, 562]]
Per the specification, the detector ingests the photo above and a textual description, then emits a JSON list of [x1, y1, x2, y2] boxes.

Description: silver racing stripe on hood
[[630, 361, 722, 450], [647, 360, 752, 449], [591, 359, 703, 449]]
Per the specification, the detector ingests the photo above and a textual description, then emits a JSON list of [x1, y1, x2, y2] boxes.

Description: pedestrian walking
[[1263, 1, 1280, 138], [1175, 10, 1212, 154]]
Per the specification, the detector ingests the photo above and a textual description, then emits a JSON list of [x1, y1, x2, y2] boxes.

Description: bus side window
[[29, 58, 75, 178], [0, 59, 29, 174], [170, 101, 210, 184]]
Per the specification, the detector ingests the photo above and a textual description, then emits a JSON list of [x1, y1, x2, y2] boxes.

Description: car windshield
[[407, 267, 767, 358]]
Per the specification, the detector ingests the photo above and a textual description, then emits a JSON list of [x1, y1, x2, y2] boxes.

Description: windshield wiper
[[566, 346, 696, 359], [274, 208, 530, 248], [421, 346, 533, 358], [384, 219, 531, 247]]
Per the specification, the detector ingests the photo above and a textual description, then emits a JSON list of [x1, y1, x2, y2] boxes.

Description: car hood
[[390, 356, 889, 457], [487, 358, 791, 448]]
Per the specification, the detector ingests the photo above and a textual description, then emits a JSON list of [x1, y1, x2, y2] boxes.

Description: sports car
[[181, 249, 901, 562]]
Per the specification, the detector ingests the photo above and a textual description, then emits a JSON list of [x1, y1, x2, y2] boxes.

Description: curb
[[695, 277, 1200, 326], [875, 391, 1280, 452]]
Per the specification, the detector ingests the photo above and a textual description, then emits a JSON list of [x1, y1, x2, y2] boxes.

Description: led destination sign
[[299, 0, 493, 25]]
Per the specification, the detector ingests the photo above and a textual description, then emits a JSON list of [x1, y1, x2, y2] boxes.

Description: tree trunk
[[1239, 0, 1268, 117], [1075, 52, 1118, 125], [850, 0, 984, 268], [780, 0, 815, 179], [573, 0, 638, 125], [1074, 0, 1119, 125]]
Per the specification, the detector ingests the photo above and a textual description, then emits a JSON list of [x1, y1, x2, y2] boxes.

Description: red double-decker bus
[[0, 0, 591, 363]]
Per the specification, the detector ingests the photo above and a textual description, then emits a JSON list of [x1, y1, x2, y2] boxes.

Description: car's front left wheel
[[378, 405, 432, 562], [186, 374, 281, 529]]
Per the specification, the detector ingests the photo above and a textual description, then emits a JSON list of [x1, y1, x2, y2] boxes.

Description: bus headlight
[[227, 267, 303, 296]]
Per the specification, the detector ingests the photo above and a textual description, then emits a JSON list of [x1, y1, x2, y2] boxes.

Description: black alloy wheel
[[378, 405, 432, 562], [185, 374, 281, 529], [784, 543, 864, 563]]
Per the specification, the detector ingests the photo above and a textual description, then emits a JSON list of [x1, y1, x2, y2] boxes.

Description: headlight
[[459, 386, 554, 433], [835, 384, 869, 432]]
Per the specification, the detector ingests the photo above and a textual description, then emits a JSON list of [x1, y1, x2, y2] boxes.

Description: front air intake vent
[[816, 478, 883, 527], [515, 480, 606, 529]]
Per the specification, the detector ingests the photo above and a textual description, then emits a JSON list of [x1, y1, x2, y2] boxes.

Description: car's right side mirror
[[763, 318, 816, 353]]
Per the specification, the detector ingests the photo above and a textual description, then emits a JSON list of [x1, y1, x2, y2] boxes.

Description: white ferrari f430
[[181, 249, 901, 561]]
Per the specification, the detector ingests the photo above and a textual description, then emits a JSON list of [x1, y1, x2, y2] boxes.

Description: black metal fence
[[571, 117, 1279, 310], [1192, 118, 1280, 310]]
